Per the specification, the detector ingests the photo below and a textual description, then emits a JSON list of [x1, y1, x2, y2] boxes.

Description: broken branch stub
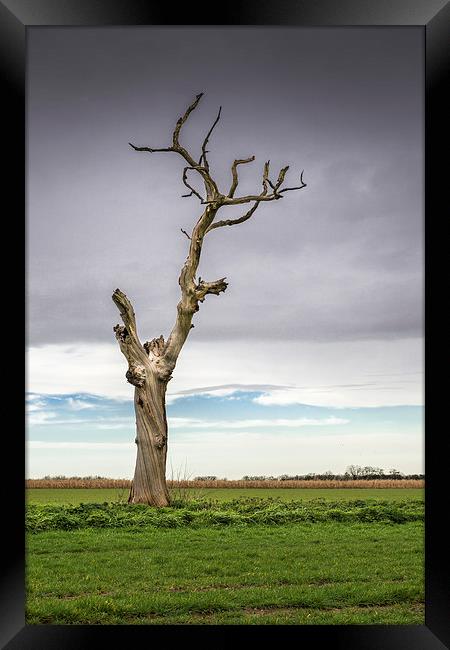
[[144, 335, 166, 357]]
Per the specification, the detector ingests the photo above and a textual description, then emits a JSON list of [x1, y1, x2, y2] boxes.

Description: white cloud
[[166, 430, 424, 478], [95, 423, 132, 430], [194, 388, 241, 398], [67, 398, 97, 411], [252, 384, 421, 408], [27, 415, 134, 427], [28, 441, 132, 450], [26, 413, 347, 430], [166, 384, 294, 404], [26, 441, 136, 478], [26, 337, 423, 408], [27, 343, 133, 399], [168, 416, 349, 429], [26, 400, 47, 413], [26, 430, 424, 478], [165, 394, 182, 405], [26, 393, 49, 403], [27, 411, 57, 425]]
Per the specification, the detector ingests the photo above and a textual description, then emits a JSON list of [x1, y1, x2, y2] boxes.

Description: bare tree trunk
[[113, 93, 306, 507], [112, 290, 172, 506], [129, 373, 170, 506]]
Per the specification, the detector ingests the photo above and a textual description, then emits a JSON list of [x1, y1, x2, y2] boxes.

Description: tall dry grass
[[26, 478, 424, 489]]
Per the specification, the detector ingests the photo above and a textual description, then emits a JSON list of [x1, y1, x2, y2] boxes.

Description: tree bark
[[129, 370, 170, 506], [112, 289, 171, 506]]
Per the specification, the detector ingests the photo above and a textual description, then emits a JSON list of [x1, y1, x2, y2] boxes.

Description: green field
[[26, 488, 424, 625], [27, 487, 424, 504]]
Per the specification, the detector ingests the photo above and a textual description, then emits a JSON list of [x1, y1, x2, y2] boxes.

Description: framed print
[[2, 0, 449, 647]]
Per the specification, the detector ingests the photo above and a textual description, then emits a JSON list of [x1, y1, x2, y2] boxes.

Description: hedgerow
[[26, 498, 424, 532]]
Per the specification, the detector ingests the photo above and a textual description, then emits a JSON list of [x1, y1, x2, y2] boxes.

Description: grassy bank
[[26, 497, 424, 532]]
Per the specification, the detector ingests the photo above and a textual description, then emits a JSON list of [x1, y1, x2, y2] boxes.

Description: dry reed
[[26, 478, 424, 489]]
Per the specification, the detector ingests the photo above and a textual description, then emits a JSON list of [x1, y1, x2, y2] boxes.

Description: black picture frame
[[3, 0, 449, 647]]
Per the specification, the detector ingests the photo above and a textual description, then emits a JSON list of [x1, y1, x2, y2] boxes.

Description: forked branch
[[181, 166, 205, 202], [220, 160, 306, 206], [128, 93, 306, 214], [279, 170, 307, 193], [123, 94, 307, 379], [129, 93, 219, 200]]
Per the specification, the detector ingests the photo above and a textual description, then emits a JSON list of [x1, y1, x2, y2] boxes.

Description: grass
[[26, 498, 424, 532], [27, 487, 425, 504], [26, 520, 424, 625], [26, 488, 424, 625]]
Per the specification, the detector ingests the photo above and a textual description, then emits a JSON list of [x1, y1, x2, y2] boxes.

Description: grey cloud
[[170, 384, 295, 396], [27, 27, 423, 345]]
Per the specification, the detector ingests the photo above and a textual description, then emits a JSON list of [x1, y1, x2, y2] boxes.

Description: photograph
[[25, 25, 425, 626]]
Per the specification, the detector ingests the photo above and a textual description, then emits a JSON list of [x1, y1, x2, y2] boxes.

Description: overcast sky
[[26, 27, 424, 478]]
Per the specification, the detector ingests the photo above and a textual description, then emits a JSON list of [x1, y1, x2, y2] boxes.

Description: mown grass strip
[[119, 602, 425, 625], [26, 581, 423, 624], [26, 487, 425, 504], [26, 602, 425, 626], [26, 521, 423, 625]]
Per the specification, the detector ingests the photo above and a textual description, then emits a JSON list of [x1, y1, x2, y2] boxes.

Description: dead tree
[[113, 93, 306, 506]]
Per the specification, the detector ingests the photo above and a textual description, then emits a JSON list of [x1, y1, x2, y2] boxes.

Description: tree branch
[[195, 276, 228, 302], [206, 201, 260, 233], [172, 93, 204, 150], [220, 163, 306, 206], [128, 143, 174, 154], [262, 161, 272, 194], [181, 167, 205, 202], [274, 166, 290, 191], [228, 156, 255, 198], [199, 106, 222, 170], [279, 170, 307, 193], [162, 205, 221, 373], [112, 289, 149, 385], [129, 93, 220, 200], [123, 94, 307, 382], [220, 193, 280, 206], [112, 288, 139, 342]]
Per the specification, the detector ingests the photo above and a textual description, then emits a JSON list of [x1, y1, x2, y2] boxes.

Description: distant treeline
[[26, 466, 424, 490], [196, 466, 424, 482], [30, 466, 424, 483]]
